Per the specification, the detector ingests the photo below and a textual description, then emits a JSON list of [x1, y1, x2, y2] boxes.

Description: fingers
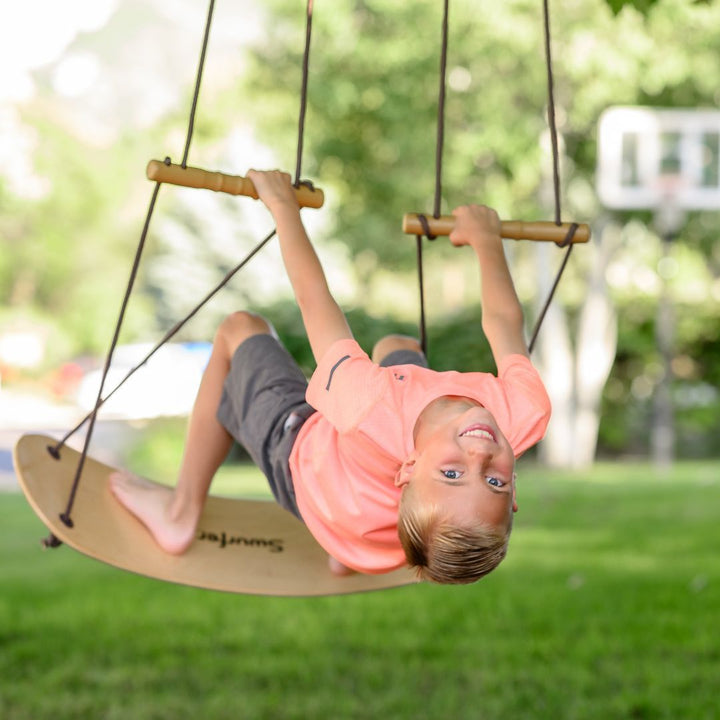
[[450, 204, 501, 247], [247, 168, 292, 192], [247, 168, 291, 182], [451, 203, 500, 227], [247, 169, 298, 209]]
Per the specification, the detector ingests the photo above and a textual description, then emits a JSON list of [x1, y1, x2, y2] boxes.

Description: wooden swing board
[[13, 434, 418, 597]]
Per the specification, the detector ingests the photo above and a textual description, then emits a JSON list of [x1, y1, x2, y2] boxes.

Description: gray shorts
[[216, 334, 428, 520]]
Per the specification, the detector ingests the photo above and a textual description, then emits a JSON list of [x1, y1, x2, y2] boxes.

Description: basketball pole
[[651, 187, 685, 471], [597, 106, 720, 469]]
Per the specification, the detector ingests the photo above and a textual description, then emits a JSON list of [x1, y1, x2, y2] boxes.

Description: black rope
[[41, 179, 163, 546], [49, 228, 277, 456], [542, 0, 562, 226], [433, 0, 450, 219], [416, 0, 451, 354], [47, 0, 315, 537], [412, 0, 576, 360], [527, 223, 577, 354], [416, 213, 437, 241], [416, 235, 428, 357], [47, 0, 220, 534], [294, 0, 314, 186], [526, 0, 576, 354], [182, 0, 216, 168]]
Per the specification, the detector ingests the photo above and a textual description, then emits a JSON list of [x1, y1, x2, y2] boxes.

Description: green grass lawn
[[1, 461, 719, 720]]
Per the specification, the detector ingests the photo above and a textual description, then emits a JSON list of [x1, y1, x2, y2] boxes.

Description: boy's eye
[[486, 476, 505, 488], [442, 469, 462, 480]]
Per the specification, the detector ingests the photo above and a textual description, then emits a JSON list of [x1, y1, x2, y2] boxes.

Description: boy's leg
[[109, 311, 273, 554]]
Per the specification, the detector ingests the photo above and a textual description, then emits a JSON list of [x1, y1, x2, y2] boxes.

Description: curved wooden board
[[13, 434, 418, 597]]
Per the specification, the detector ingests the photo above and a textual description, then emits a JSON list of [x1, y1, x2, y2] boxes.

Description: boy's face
[[398, 397, 517, 528]]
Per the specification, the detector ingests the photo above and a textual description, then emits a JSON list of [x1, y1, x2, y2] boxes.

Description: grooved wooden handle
[[402, 213, 590, 243], [146, 160, 325, 209]]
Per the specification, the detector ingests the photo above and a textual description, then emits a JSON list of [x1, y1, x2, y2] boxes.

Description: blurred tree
[[0, 112, 159, 360], [2, 0, 719, 460], [241, 0, 720, 464], [0, 0, 257, 359]]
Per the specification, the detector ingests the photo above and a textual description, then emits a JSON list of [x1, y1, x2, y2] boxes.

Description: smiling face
[[397, 396, 517, 529]]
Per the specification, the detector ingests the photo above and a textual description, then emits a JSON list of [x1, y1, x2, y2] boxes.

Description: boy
[[110, 170, 551, 584]]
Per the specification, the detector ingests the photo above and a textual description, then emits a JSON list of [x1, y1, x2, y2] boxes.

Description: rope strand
[[53, 180, 162, 528], [433, 0, 450, 219], [50, 228, 277, 456], [416, 235, 428, 357], [526, 0, 575, 352], [542, 0, 561, 224], [51, 0, 220, 525], [416, 0, 452, 353], [527, 224, 577, 353], [48, 0, 315, 534], [294, 0, 314, 185], [182, 0, 216, 168]]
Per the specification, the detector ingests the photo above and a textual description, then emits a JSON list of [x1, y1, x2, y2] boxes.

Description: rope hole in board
[[47, 444, 62, 461]]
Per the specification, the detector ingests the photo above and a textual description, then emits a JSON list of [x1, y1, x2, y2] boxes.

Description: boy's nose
[[466, 444, 492, 459]]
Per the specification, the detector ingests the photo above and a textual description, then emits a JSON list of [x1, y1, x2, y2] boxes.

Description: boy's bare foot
[[109, 471, 198, 555], [328, 555, 357, 577]]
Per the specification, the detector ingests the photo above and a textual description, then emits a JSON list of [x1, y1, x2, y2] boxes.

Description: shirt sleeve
[[497, 354, 552, 456], [306, 339, 390, 434]]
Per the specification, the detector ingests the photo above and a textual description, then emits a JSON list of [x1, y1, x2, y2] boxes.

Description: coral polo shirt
[[289, 339, 551, 574]]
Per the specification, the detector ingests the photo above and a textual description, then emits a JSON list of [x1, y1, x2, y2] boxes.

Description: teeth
[[461, 429, 493, 440]]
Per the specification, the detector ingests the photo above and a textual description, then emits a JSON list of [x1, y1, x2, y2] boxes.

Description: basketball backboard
[[597, 106, 720, 210]]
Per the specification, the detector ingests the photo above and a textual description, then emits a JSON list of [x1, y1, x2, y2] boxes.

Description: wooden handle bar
[[403, 213, 590, 243], [146, 160, 325, 209]]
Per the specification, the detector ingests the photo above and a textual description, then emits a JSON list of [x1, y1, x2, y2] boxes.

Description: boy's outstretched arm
[[248, 170, 352, 362], [450, 204, 528, 364]]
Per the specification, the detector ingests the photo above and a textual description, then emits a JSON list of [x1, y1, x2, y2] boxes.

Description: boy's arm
[[449, 204, 529, 364], [248, 170, 353, 363]]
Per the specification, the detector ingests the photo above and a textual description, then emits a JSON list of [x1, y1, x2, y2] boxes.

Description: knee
[[216, 311, 273, 354], [371, 334, 423, 364]]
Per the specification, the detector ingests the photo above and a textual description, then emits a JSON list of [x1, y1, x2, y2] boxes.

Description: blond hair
[[397, 485, 511, 584]]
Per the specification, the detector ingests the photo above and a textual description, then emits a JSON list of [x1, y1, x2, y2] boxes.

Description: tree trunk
[[573, 232, 618, 465], [534, 222, 619, 468]]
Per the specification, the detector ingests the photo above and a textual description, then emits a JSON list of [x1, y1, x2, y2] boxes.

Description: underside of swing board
[[13, 434, 418, 597]]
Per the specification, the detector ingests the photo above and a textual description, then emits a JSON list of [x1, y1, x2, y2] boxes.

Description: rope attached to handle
[[46, 0, 317, 542], [415, 0, 451, 356], [45, 0, 221, 540], [412, 0, 582, 359], [526, 0, 576, 353]]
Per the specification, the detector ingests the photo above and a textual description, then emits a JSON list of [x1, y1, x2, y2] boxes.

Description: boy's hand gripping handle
[[146, 160, 324, 209], [403, 213, 590, 243]]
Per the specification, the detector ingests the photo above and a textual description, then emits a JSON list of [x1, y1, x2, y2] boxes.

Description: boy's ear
[[512, 472, 518, 513], [394, 453, 417, 488]]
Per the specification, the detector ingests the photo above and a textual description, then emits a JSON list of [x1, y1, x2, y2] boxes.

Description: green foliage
[[2, 460, 719, 719], [244, 0, 555, 282], [240, 0, 720, 460], [1, 106, 163, 358], [4, 0, 720, 457], [599, 291, 720, 458], [605, 0, 710, 16], [124, 417, 187, 480], [605, 0, 659, 14], [255, 297, 494, 376]]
